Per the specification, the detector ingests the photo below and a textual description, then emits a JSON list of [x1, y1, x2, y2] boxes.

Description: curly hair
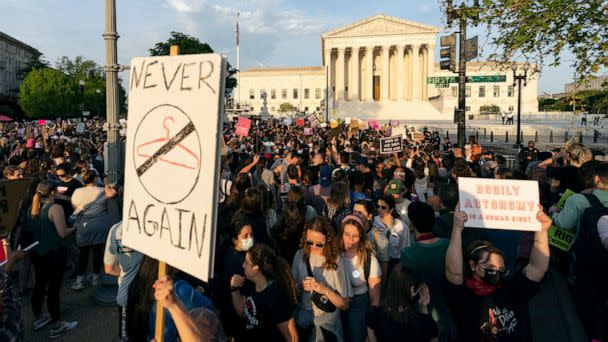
[[300, 217, 340, 270]]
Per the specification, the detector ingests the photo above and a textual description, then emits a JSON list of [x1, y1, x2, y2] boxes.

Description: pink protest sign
[[235, 117, 252, 137], [390, 120, 400, 127], [37, 119, 46, 126], [304, 127, 313, 135], [369, 120, 379, 130]]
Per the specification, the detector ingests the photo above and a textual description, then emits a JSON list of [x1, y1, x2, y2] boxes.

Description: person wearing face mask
[[445, 204, 552, 342], [230, 243, 298, 341], [222, 219, 255, 340]]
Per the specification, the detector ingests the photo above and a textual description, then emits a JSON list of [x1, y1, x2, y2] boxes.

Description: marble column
[[426, 44, 435, 101], [396, 45, 405, 100], [411, 44, 421, 101], [351, 47, 360, 101], [366, 46, 374, 101], [324, 48, 333, 101], [381, 45, 390, 100], [336, 47, 345, 101]]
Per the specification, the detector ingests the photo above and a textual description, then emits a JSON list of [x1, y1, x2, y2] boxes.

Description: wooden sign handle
[[154, 44, 180, 342]]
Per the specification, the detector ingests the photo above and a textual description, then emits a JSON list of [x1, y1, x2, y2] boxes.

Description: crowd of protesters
[[0, 114, 606, 342]]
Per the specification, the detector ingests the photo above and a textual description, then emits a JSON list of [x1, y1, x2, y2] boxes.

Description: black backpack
[[574, 194, 608, 280]]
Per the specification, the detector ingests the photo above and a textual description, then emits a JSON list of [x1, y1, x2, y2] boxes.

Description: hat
[[320, 165, 332, 188], [387, 179, 405, 195]]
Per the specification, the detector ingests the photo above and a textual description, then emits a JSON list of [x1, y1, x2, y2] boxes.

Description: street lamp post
[[95, 88, 102, 116], [79, 79, 85, 117], [512, 63, 529, 148]]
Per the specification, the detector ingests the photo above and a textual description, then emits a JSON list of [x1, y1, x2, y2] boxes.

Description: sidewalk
[[23, 282, 117, 342]]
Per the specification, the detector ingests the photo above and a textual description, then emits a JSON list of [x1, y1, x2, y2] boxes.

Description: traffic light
[[440, 33, 457, 72]]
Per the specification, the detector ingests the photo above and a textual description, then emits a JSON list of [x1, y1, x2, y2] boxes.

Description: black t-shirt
[[241, 281, 293, 342], [366, 306, 438, 342], [546, 165, 583, 193], [55, 178, 83, 219], [223, 248, 246, 289], [445, 272, 539, 342]]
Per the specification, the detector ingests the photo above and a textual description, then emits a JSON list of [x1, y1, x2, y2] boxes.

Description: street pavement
[[20, 266, 587, 341]]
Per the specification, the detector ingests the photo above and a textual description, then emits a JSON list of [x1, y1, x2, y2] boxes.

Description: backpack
[[574, 194, 608, 280]]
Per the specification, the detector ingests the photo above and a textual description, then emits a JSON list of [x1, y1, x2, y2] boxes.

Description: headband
[[342, 214, 363, 227], [470, 244, 489, 255]]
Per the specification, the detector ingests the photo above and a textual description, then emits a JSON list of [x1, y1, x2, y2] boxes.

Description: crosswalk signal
[[440, 33, 457, 72]]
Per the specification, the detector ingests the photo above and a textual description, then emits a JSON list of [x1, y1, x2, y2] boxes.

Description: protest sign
[[329, 119, 339, 129], [379, 136, 403, 154], [390, 120, 400, 127], [37, 119, 46, 126], [235, 117, 252, 137], [304, 127, 313, 135], [369, 120, 379, 130], [283, 117, 292, 126], [548, 189, 576, 251], [458, 177, 541, 231], [76, 122, 86, 134], [0, 179, 33, 237], [392, 125, 406, 138], [295, 118, 305, 127], [122, 53, 226, 282], [307, 113, 320, 128]]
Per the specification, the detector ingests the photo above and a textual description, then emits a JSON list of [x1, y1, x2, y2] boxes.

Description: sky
[[1, 0, 576, 95]]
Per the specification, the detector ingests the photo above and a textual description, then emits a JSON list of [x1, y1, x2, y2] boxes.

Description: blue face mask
[[240, 238, 254, 251]]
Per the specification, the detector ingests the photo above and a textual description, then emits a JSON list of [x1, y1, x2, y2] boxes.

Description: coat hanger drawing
[[136, 116, 200, 170]]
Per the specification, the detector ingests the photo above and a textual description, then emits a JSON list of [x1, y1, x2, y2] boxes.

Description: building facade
[[564, 75, 608, 93], [237, 15, 538, 120], [0, 31, 40, 97]]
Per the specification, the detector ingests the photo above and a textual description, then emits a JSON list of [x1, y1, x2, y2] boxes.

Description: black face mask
[[483, 270, 505, 286]]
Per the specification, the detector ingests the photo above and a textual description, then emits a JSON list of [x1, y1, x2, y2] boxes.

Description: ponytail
[[31, 193, 41, 218], [249, 244, 297, 308]]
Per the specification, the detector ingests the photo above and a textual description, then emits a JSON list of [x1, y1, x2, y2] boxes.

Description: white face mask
[[240, 238, 254, 251]]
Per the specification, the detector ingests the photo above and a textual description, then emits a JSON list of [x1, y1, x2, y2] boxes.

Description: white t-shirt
[[71, 186, 104, 214], [340, 253, 382, 296], [597, 215, 608, 244]]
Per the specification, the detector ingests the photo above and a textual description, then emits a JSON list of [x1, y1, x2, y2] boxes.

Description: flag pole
[[235, 12, 240, 109]]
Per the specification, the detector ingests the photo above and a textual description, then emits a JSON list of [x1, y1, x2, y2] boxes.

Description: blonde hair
[[566, 143, 592, 164], [31, 180, 55, 218]]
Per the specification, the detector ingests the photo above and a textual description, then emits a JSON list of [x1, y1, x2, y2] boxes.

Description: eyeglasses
[[306, 240, 325, 248]]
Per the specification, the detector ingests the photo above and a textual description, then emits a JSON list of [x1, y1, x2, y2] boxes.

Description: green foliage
[[279, 102, 296, 113], [149, 31, 237, 96], [479, 104, 501, 114], [18, 68, 77, 119], [441, 0, 608, 81], [539, 90, 608, 112], [17, 54, 50, 79]]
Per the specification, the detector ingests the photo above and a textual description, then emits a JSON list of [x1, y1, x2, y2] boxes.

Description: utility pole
[[446, 0, 480, 148], [104, 0, 122, 223]]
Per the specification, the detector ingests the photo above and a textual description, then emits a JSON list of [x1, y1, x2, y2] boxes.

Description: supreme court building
[[237, 15, 538, 121]]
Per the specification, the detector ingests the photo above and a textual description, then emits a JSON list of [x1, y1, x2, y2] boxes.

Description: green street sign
[[428, 75, 507, 84]]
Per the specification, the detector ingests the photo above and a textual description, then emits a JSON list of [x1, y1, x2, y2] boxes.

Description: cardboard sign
[[235, 117, 251, 137], [76, 122, 86, 134], [329, 119, 339, 129], [307, 113, 320, 128], [379, 136, 403, 154], [304, 127, 313, 135], [458, 177, 541, 231], [122, 53, 226, 281], [295, 118, 305, 127], [0, 179, 33, 237]]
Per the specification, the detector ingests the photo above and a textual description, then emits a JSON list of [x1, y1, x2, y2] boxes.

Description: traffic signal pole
[[457, 18, 467, 149]]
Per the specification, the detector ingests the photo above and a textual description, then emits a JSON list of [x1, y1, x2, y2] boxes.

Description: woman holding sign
[[444, 204, 552, 341]]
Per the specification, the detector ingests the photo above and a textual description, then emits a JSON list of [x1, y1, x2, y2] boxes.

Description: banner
[[379, 136, 403, 154], [458, 177, 541, 231], [0, 179, 33, 237], [122, 53, 226, 281], [235, 117, 252, 137]]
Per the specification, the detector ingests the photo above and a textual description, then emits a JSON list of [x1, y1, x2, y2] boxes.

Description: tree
[[18, 68, 77, 119], [279, 102, 296, 113], [442, 0, 608, 81], [54, 56, 127, 116], [17, 53, 50, 79], [479, 104, 501, 114], [149, 31, 237, 96]]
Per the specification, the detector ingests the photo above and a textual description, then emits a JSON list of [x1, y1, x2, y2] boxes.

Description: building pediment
[[322, 14, 439, 38]]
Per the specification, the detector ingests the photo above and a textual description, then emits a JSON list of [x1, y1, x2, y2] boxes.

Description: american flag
[[235, 12, 240, 46]]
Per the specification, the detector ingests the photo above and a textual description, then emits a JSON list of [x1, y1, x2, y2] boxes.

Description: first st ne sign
[[122, 53, 226, 281]]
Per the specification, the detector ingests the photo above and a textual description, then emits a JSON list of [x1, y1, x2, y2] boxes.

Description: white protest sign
[[76, 122, 85, 134], [458, 177, 541, 231], [122, 53, 226, 281]]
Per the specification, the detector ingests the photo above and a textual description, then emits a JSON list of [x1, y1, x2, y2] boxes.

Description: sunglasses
[[306, 240, 325, 248], [377, 205, 388, 210], [56, 173, 68, 178], [481, 265, 509, 276]]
